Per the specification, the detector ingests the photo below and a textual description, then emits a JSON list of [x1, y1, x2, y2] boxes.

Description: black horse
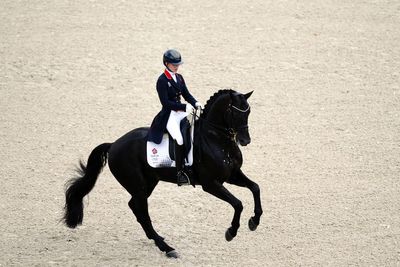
[[63, 89, 263, 258]]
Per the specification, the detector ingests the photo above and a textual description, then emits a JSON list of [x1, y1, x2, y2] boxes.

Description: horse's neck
[[194, 118, 238, 152], [194, 92, 238, 149], [193, 121, 241, 171], [205, 97, 229, 125]]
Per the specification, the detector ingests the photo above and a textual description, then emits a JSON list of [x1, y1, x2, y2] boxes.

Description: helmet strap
[[165, 64, 173, 72]]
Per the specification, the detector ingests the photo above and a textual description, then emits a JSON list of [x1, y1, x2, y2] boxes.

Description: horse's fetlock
[[230, 225, 239, 234]]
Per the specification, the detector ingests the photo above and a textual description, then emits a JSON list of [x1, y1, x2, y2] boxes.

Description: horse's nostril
[[238, 138, 250, 146]]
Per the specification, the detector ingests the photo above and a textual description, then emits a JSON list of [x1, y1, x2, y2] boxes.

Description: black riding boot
[[174, 141, 190, 186]]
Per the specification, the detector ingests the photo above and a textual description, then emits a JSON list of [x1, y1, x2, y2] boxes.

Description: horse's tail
[[63, 143, 112, 228]]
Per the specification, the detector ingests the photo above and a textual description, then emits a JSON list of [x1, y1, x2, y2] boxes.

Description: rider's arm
[[178, 75, 197, 107]]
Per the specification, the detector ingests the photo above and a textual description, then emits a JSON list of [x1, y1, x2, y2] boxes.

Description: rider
[[148, 49, 203, 186]]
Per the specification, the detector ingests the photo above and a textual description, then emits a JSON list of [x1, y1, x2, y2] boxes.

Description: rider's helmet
[[163, 49, 183, 66]]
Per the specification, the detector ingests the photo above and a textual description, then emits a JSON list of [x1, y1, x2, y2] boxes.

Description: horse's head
[[226, 91, 253, 146], [202, 90, 253, 146]]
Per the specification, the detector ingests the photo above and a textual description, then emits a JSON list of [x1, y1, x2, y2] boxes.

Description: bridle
[[225, 103, 250, 142], [193, 103, 250, 142], [231, 104, 250, 113]]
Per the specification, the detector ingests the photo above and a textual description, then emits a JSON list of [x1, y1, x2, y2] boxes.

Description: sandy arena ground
[[1, 0, 399, 266]]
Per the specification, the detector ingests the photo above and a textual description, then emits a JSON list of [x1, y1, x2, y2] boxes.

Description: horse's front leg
[[227, 169, 263, 231], [202, 181, 243, 241]]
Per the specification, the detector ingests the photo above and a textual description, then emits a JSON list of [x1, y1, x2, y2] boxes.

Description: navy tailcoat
[[147, 70, 197, 144]]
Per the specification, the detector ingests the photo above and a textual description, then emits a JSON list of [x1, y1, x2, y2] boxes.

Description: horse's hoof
[[248, 217, 258, 231], [166, 250, 179, 258], [225, 229, 234, 242]]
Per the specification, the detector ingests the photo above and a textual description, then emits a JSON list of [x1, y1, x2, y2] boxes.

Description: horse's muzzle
[[238, 137, 251, 146]]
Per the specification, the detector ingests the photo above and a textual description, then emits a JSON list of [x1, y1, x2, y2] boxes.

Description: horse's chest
[[199, 145, 242, 180], [217, 148, 242, 176], [221, 149, 239, 167]]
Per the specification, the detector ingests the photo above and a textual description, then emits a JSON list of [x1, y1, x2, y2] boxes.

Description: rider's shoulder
[[158, 72, 165, 79], [156, 73, 170, 89], [157, 73, 167, 83]]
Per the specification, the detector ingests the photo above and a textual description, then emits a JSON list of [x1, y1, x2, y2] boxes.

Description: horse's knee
[[233, 200, 243, 213], [249, 182, 260, 195]]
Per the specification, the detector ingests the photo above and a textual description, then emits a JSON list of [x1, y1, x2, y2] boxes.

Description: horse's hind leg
[[128, 193, 178, 258], [227, 169, 263, 231]]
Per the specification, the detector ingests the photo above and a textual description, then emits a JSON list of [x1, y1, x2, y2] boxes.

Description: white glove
[[185, 104, 195, 114], [195, 102, 204, 110]]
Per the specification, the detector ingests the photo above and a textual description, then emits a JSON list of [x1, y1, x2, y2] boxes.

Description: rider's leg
[[167, 111, 190, 186], [174, 140, 190, 186]]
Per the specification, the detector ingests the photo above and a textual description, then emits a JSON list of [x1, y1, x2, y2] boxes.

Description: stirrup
[[177, 170, 190, 186]]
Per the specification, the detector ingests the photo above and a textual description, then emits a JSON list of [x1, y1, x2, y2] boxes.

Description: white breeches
[[167, 110, 188, 145]]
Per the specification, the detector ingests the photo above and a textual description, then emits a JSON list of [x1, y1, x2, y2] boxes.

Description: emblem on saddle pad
[[146, 135, 193, 168]]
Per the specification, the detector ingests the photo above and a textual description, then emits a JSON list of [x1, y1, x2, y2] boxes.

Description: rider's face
[[167, 63, 180, 73]]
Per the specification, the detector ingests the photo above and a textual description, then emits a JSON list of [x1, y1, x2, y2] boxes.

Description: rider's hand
[[195, 102, 204, 110], [185, 104, 195, 114]]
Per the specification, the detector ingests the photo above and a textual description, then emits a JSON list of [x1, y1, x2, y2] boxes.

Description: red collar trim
[[164, 69, 172, 80]]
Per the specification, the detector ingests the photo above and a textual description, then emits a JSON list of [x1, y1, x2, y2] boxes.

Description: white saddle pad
[[146, 130, 194, 168]]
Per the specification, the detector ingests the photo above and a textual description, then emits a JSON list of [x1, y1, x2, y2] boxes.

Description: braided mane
[[201, 89, 236, 118]]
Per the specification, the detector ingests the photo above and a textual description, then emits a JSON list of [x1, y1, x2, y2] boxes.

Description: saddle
[[146, 118, 194, 168]]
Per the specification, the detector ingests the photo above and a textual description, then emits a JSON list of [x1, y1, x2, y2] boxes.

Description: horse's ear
[[244, 91, 253, 99]]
